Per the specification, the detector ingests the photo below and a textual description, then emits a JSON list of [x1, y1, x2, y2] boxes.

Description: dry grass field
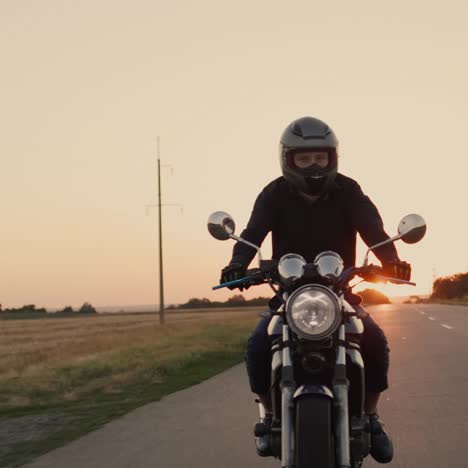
[[0, 308, 260, 409], [0, 307, 262, 466]]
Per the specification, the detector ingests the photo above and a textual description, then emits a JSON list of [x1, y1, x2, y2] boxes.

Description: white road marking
[[441, 324, 453, 330], [428, 317, 436, 321], [402, 337, 407, 340], [419, 311, 425, 315]]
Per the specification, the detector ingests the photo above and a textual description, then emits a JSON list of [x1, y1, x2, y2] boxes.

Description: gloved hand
[[220, 263, 248, 290], [382, 260, 411, 282]]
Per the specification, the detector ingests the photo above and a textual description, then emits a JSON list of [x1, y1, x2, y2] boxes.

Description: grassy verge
[[0, 312, 258, 467], [412, 295, 468, 306], [430, 298, 468, 306]]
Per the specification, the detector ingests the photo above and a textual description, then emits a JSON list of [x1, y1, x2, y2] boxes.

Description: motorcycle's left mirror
[[207, 211, 236, 241]]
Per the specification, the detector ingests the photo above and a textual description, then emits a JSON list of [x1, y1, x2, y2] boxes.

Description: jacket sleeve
[[230, 186, 278, 268], [347, 180, 400, 264]]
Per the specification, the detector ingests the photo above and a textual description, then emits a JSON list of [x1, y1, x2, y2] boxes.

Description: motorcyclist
[[220, 116, 411, 464]]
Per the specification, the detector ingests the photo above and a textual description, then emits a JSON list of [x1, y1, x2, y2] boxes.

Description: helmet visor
[[285, 148, 336, 175]]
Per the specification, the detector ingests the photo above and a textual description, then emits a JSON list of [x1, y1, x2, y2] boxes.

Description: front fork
[[280, 323, 351, 468], [255, 321, 295, 467], [258, 322, 352, 468], [281, 325, 295, 468], [334, 324, 351, 468]]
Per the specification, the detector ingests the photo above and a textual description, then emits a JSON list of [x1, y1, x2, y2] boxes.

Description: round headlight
[[314, 251, 344, 280], [278, 253, 306, 286], [286, 285, 341, 340]]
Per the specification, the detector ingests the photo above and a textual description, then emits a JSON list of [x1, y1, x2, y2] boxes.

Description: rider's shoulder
[[259, 176, 291, 197], [260, 175, 363, 200], [333, 173, 362, 193]]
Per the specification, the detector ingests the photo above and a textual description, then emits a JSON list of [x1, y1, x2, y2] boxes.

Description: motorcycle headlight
[[314, 251, 344, 280], [286, 285, 341, 340], [278, 253, 306, 286]]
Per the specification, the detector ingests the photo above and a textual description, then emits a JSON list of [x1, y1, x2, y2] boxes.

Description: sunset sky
[[1, 1, 466, 309]]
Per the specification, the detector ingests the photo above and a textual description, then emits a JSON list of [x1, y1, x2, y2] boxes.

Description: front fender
[[293, 384, 334, 400]]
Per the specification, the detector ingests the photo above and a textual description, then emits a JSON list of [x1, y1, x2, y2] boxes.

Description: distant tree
[[226, 294, 246, 306], [175, 295, 269, 309], [403, 295, 423, 304], [18, 304, 46, 313], [1, 304, 47, 314], [78, 302, 97, 314], [245, 296, 270, 306], [57, 306, 75, 314], [181, 298, 212, 309], [358, 289, 391, 305], [432, 272, 468, 299]]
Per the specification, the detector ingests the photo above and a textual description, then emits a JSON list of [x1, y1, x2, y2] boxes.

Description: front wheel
[[295, 395, 334, 468]]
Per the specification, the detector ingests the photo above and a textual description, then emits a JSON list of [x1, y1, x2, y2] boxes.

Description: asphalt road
[[25, 304, 468, 468]]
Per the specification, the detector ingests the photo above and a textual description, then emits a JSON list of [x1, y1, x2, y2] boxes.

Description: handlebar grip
[[357, 265, 416, 286], [356, 264, 383, 279], [212, 277, 248, 290], [374, 274, 416, 286], [246, 268, 262, 276], [212, 273, 265, 291]]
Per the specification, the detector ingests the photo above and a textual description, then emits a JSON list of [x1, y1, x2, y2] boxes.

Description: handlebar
[[213, 262, 415, 291], [354, 264, 416, 286]]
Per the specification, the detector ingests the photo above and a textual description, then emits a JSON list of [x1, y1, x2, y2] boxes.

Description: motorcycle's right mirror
[[397, 214, 427, 244]]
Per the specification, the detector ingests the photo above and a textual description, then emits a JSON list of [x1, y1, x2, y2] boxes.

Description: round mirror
[[207, 211, 236, 241], [397, 214, 427, 244], [278, 253, 306, 286], [314, 251, 344, 279]]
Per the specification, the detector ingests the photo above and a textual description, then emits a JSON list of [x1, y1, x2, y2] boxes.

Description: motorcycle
[[207, 211, 426, 468]]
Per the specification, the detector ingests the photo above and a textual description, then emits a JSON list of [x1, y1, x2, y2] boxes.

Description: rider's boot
[[368, 413, 394, 463], [254, 412, 273, 457], [254, 396, 273, 457]]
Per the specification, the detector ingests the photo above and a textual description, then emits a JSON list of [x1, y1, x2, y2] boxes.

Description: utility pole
[[157, 137, 165, 325], [147, 138, 182, 325]]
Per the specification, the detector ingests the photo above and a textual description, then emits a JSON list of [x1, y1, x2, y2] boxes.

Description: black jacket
[[230, 173, 399, 269]]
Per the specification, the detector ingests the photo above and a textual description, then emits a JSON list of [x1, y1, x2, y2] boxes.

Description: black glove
[[382, 260, 411, 282], [358, 264, 384, 282], [220, 263, 247, 290]]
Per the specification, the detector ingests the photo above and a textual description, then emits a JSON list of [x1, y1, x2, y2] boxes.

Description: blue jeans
[[245, 308, 389, 394]]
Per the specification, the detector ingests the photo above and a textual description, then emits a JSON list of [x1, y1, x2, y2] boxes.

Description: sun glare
[[354, 281, 415, 300]]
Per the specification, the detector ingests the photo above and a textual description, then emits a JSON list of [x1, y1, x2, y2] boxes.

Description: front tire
[[295, 395, 334, 468]]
